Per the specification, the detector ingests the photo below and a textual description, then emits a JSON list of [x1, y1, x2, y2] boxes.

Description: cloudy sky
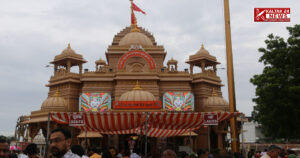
[[0, 0, 299, 136]]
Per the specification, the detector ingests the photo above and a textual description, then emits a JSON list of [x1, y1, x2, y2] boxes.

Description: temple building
[[23, 2, 232, 156]]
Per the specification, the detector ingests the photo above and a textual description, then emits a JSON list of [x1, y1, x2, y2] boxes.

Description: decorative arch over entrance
[[118, 50, 156, 70]]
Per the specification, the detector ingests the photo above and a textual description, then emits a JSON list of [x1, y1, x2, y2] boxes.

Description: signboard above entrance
[[69, 113, 84, 126], [79, 93, 111, 112], [203, 113, 218, 125], [163, 92, 194, 111], [113, 101, 162, 109]]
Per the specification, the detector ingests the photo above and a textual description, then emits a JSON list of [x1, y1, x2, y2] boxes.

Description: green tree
[[250, 24, 300, 140], [0, 135, 15, 144]]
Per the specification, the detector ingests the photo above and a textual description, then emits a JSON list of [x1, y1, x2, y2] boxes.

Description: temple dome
[[187, 44, 218, 63], [95, 58, 106, 65], [167, 58, 178, 64], [41, 91, 67, 112], [119, 32, 153, 46], [204, 89, 229, 112], [52, 43, 85, 63], [62, 43, 76, 55], [196, 44, 210, 55], [119, 82, 156, 101]]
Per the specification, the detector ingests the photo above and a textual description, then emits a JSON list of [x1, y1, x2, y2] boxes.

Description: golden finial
[[68, 43, 71, 49], [53, 89, 60, 97], [133, 80, 142, 90], [201, 43, 204, 49], [212, 88, 218, 97], [131, 24, 141, 32]]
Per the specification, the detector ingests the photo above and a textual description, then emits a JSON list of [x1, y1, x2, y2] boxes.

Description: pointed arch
[[118, 50, 156, 70]]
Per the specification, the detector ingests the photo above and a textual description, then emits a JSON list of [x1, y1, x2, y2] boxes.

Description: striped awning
[[50, 112, 144, 135], [50, 111, 240, 137], [145, 112, 203, 137]]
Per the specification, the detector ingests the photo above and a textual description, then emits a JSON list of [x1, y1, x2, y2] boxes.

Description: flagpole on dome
[[130, 0, 140, 32]]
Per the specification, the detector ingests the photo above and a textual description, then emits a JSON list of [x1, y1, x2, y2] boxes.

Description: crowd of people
[[247, 145, 300, 158], [0, 128, 299, 158]]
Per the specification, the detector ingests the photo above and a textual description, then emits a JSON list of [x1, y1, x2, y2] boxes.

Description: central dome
[[119, 82, 156, 101], [119, 32, 153, 46]]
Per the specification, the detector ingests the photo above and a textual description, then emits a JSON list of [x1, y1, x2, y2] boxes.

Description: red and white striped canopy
[[50, 111, 240, 137], [51, 112, 144, 135]]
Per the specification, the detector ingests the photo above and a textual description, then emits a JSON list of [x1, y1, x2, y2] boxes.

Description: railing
[[51, 72, 81, 79], [192, 70, 217, 78]]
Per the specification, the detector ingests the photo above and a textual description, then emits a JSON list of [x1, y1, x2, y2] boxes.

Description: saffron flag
[[132, 2, 146, 14]]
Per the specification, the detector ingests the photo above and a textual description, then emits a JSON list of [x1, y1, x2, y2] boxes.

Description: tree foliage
[[0, 135, 15, 144], [251, 25, 300, 140]]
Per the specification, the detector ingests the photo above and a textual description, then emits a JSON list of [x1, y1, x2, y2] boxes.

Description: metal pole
[[223, 0, 239, 152], [189, 131, 192, 153], [241, 114, 245, 157], [85, 129, 87, 153], [208, 126, 211, 153], [71, 126, 74, 146], [44, 113, 50, 158], [144, 113, 148, 158], [140, 126, 143, 156]]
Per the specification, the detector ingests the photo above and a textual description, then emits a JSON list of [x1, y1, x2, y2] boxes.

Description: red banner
[[113, 101, 162, 109]]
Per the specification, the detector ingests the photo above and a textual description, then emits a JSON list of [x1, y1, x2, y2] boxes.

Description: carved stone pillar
[[201, 62, 205, 72], [67, 60, 71, 72], [190, 64, 194, 74], [28, 124, 40, 142], [54, 64, 58, 72], [213, 65, 217, 72], [79, 64, 82, 74]]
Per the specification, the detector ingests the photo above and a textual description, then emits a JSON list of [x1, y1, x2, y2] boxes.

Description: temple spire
[[212, 88, 218, 97], [133, 80, 142, 90]]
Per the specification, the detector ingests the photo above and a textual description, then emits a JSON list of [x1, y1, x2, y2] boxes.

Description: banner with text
[[69, 113, 85, 126], [113, 101, 162, 109], [204, 113, 218, 125]]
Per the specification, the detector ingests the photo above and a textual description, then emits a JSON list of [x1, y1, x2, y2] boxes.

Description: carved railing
[[51, 71, 81, 79], [193, 70, 217, 78]]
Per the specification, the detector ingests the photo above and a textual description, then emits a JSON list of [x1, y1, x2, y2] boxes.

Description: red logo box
[[254, 8, 290, 22]]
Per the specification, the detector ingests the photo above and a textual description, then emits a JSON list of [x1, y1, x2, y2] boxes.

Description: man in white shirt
[[261, 145, 281, 158], [49, 128, 80, 158], [18, 151, 28, 158]]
